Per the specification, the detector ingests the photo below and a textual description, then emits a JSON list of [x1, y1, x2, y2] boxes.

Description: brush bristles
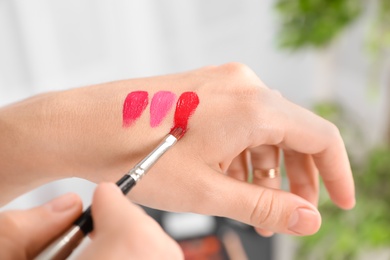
[[169, 127, 185, 140]]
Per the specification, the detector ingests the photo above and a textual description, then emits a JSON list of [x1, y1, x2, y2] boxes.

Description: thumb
[[78, 183, 183, 260], [0, 193, 82, 259], [199, 169, 321, 236], [90, 182, 149, 236]]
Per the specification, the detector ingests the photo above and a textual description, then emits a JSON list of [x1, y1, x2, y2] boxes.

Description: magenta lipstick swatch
[[150, 91, 176, 128], [122, 91, 149, 127]]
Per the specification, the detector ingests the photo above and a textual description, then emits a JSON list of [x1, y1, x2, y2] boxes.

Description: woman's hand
[[0, 183, 182, 260], [0, 63, 355, 236], [78, 183, 182, 259]]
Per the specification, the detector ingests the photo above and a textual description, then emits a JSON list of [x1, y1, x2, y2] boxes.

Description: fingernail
[[46, 193, 78, 212], [288, 208, 319, 235]]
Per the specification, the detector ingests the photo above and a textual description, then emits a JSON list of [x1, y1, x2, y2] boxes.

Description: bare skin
[[0, 63, 355, 237], [0, 183, 183, 259]]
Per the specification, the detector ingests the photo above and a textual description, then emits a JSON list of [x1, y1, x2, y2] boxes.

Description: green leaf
[[275, 0, 362, 49]]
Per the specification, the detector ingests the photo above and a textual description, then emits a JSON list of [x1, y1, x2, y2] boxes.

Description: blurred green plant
[[274, 1, 390, 259], [295, 102, 390, 259], [367, 0, 390, 58], [275, 0, 390, 142], [366, 0, 390, 143], [275, 0, 362, 49]]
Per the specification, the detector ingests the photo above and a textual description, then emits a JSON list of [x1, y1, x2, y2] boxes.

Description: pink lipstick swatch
[[150, 91, 176, 128], [122, 91, 149, 127]]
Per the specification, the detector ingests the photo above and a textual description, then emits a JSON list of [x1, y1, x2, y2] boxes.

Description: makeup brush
[[35, 127, 184, 260]]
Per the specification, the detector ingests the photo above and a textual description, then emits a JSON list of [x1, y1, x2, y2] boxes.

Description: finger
[[91, 183, 147, 235], [197, 167, 321, 236], [80, 183, 182, 260], [250, 145, 281, 189], [249, 145, 281, 237], [0, 193, 82, 259], [284, 150, 319, 206], [226, 150, 250, 182], [312, 141, 354, 209], [260, 93, 355, 209]]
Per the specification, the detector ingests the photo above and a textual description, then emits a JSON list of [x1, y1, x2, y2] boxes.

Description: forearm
[[0, 93, 65, 203], [0, 77, 185, 204]]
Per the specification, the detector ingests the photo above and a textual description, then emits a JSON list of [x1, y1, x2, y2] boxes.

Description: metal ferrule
[[128, 134, 177, 182]]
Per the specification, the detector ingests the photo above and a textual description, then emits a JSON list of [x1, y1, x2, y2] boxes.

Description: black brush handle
[[116, 174, 136, 196]]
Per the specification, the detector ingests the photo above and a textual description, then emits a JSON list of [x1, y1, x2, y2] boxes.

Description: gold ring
[[253, 168, 279, 179]]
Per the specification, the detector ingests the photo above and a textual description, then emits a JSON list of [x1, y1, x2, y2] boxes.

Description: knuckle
[[250, 189, 281, 227], [204, 62, 267, 103], [219, 62, 252, 75], [217, 62, 259, 82]]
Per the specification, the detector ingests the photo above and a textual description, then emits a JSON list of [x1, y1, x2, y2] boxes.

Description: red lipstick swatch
[[171, 92, 199, 137], [122, 91, 149, 127]]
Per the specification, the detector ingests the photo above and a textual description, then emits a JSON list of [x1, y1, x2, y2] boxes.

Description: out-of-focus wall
[[0, 0, 317, 105], [0, 0, 386, 259]]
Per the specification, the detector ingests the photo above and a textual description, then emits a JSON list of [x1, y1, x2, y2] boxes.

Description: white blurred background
[[0, 1, 387, 259]]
